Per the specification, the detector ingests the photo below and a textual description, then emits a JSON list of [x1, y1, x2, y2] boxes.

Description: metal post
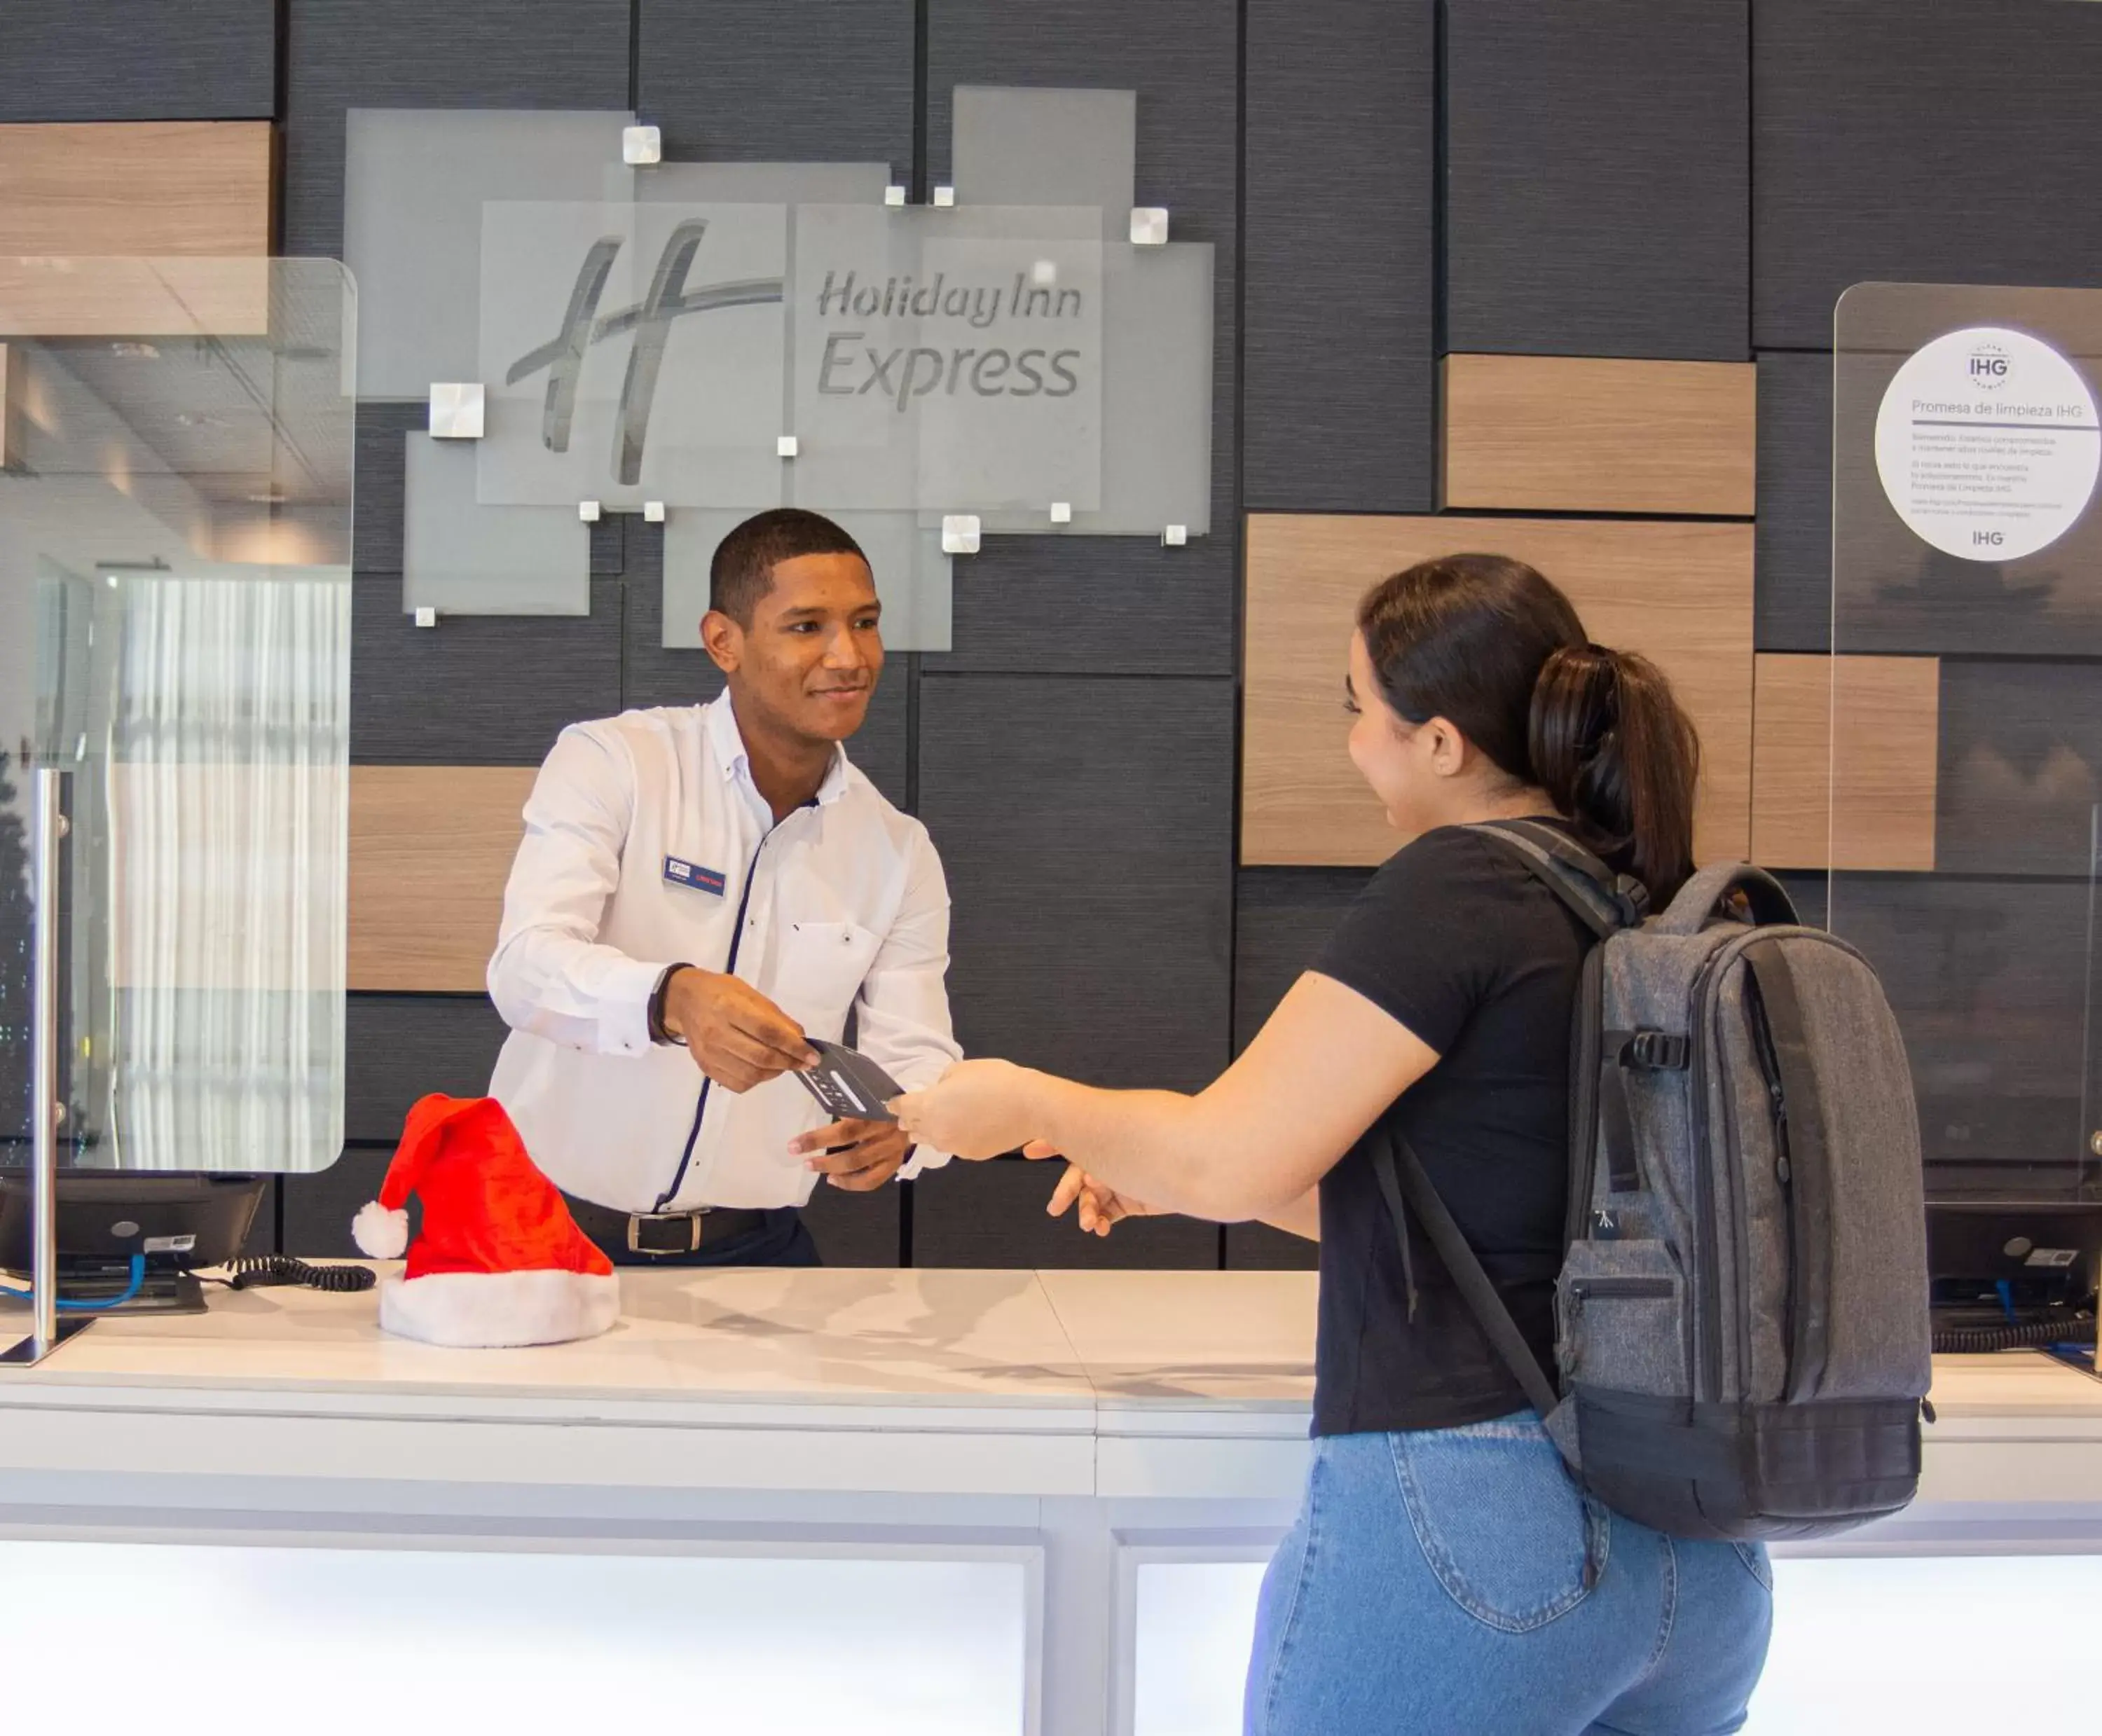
[[3, 768, 90, 1365]]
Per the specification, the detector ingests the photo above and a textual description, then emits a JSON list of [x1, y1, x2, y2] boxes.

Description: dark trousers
[[593, 1206, 821, 1269]]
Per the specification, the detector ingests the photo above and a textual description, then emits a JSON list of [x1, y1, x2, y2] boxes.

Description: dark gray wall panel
[[1773, 871, 1827, 931], [345, 993, 510, 1143], [284, 1146, 389, 1256], [1223, 1222, 1319, 1271], [930, 547, 1233, 677], [352, 405, 421, 578], [1243, 0, 1436, 511], [1936, 661, 2102, 879], [1, 2, 275, 121], [636, 0, 913, 170], [1754, 0, 2102, 349], [283, 0, 632, 257], [619, 525, 910, 809], [1754, 350, 1832, 652], [802, 1179, 902, 1267], [1446, 1, 1750, 360], [1233, 867, 1373, 1052], [912, 1158, 1217, 1269], [923, 0, 1238, 677], [1827, 874, 2087, 1174], [351, 574, 623, 764], [919, 673, 1234, 1093]]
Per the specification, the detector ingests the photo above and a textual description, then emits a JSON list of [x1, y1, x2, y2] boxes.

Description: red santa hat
[[351, 1093, 619, 1348]]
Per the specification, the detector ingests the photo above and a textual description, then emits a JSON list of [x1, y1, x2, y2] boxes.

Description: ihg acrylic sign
[[477, 200, 1102, 515]]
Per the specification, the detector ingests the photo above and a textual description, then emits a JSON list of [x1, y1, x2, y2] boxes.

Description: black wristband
[[648, 963, 695, 1045]]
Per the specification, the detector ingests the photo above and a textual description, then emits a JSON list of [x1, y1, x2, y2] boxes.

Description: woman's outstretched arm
[[895, 972, 1436, 1223]]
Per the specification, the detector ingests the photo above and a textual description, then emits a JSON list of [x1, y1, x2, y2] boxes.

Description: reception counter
[[0, 1269, 2098, 1734]]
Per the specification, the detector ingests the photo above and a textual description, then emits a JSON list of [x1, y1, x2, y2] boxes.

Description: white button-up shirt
[[486, 695, 960, 1211]]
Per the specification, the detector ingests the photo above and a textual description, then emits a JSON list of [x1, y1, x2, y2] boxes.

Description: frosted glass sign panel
[[345, 108, 636, 401], [336, 91, 1214, 633], [477, 200, 791, 512], [792, 204, 1103, 514], [970, 242, 1214, 538], [404, 434, 589, 616], [952, 85, 1137, 240], [0, 257, 354, 1172], [663, 508, 952, 652]]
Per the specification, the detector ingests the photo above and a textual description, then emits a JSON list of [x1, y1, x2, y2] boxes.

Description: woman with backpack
[[895, 553, 1775, 1734]]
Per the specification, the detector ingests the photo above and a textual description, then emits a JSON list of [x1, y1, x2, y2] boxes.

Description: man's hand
[[1046, 1161, 1158, 1237], [792, 1118, 913, 1191], [660, 967, 819, 1093]]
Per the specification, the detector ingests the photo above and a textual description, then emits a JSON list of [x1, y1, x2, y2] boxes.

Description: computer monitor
[[0, 1174, 267, 1315]]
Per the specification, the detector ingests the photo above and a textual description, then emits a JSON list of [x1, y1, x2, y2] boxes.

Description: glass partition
[[0, 257, 355, 1173], [1831, 283, 2102, 1205]]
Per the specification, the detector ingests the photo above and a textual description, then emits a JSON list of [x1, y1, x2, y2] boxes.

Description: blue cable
[[0, 1253, 146, 1312]]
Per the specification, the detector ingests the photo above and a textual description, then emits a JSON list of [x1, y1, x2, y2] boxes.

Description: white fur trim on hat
[[376, 1268, 621, 1348], [352, 1201, 410, 1261]]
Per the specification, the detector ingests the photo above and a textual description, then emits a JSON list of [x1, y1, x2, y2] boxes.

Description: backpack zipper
[[1687, 952, 1727, 1403], [1569, 1276, 1674, 1300]]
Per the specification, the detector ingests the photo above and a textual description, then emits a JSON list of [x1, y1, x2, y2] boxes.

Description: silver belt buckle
[[626, 1206, 710, 1255]]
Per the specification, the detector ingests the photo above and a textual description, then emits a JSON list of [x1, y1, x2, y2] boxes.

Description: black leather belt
[[562, 1194, 773, 1258]]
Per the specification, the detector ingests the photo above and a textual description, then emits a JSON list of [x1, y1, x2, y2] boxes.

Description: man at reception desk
[[484, 508, 959, 1266]]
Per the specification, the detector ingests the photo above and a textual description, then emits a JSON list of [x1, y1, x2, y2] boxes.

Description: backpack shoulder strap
[[1466, 820, 1647, 939], [1372, 1126, 1562, 1424]]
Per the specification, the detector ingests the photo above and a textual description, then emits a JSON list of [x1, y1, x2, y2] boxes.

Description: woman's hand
[[891, 1059, 1045, 1159], [1046, 1162, 1156, 1237]]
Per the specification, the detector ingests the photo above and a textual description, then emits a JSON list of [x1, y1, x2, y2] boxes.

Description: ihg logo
[[1967, 343, 2010, 389]]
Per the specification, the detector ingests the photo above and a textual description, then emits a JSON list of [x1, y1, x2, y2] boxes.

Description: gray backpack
[[1375, 819, 1932, 1541]]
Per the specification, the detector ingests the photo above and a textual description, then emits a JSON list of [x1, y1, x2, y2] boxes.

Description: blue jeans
[[1246, 1414, 1772, 1735]]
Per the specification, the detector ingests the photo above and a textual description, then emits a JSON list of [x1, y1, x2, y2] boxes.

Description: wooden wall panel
[[0, 123, 271, 256], [1242, 515, 1754, 867], [0, 123, 273, 335], [348, 765, 537, 991], [1750, 654, 1939, 872], [1442, 355, 1755, 517], [0, 343, 20, 469]]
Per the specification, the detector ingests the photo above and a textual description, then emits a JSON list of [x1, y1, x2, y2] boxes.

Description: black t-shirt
[[1309, 820, 1592, 1436]]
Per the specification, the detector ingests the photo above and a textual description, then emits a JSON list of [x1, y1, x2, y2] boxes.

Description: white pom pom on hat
[[352, 1200, 409, 1261]]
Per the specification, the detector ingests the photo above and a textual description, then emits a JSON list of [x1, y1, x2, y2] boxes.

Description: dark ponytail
[[1354, 555, 1700, 902]]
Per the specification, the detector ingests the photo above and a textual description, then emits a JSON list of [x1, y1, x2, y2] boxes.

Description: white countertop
[[0, 1269, 2095, 1508]]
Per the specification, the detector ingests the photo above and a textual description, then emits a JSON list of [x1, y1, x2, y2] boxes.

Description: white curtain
[[103, 571, 349, 1171]]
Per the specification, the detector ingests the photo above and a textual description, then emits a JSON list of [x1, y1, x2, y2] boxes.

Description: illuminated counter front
[[0, 1270, 2096, 1735]]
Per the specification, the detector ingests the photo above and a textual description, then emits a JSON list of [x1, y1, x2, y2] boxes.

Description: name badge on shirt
[[663, 855, 727, 897]]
